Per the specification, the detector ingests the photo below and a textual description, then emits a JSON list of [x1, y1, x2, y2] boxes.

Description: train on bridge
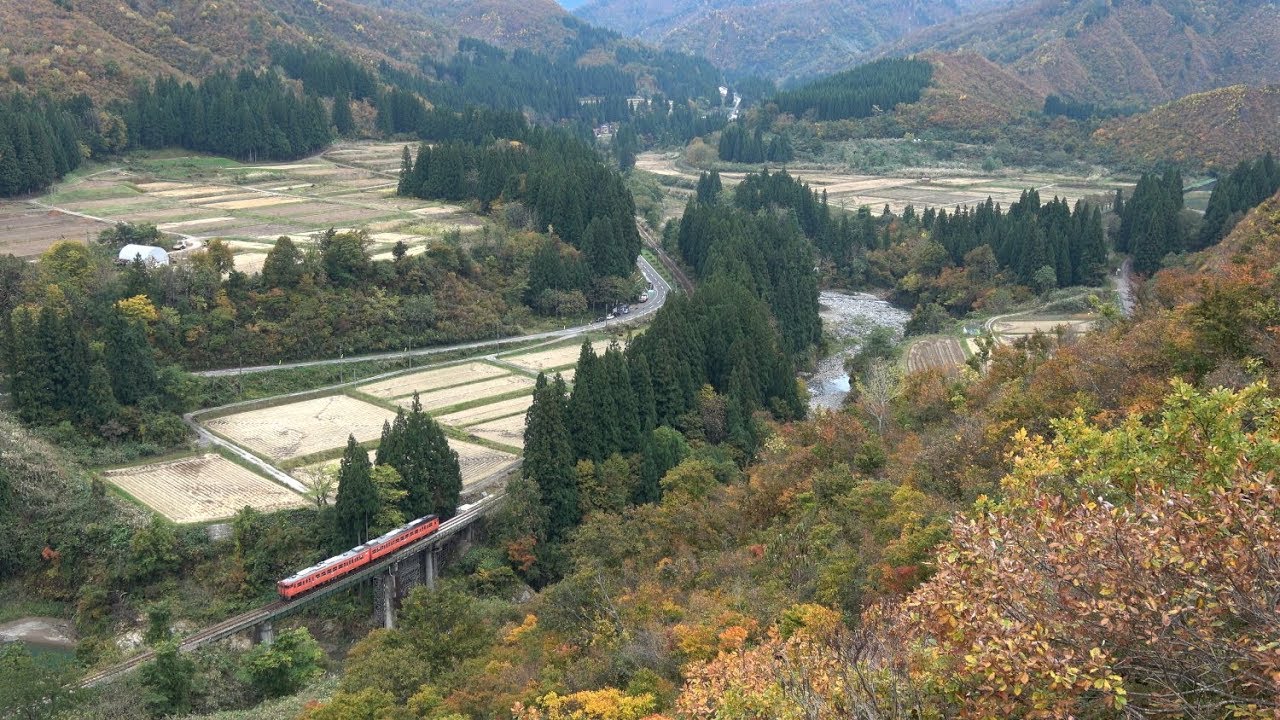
[[277, 515, 441, 599]]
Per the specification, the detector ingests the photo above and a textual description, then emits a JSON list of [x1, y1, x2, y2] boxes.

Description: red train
[[277, 515, 440, 599]]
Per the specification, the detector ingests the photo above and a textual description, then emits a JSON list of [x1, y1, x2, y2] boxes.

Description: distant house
[[117, 244, 170, 266]]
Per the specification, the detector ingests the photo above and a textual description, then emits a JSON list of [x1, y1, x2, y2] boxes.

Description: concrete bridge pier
[[419, 547, 437, 590], [382, 563, 398, 630], [253, 620, 274, 646]]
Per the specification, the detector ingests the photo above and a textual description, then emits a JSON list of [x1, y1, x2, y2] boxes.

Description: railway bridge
[[80, 464, 517, 689]]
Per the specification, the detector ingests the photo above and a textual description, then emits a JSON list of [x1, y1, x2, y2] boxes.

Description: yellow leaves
[[517, 688, 657, 720], [115, 294, 158, 323], [505, 614, 538, 644]]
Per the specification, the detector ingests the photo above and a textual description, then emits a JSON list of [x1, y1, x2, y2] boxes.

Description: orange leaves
[[887, 382, 1280, 716]]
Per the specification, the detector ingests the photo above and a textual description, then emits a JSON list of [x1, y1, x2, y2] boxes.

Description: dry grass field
[[502, 341, 613, 372], [358, 362, 509, 400], [467, 414, 527, 450], [907, 338, 968, 375], [397, 375, 535, 412], [103, 454, 306, 524], [436, 395, 533, 427], [205, 395, 396, 461]]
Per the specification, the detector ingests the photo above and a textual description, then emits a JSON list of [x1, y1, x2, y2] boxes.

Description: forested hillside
[[287, 186, 1280, 720], [0, 0, 453, 101], [893, 0, 1280, 106], [574, 0, 996, 80], [1094, 84, 1280, 169]]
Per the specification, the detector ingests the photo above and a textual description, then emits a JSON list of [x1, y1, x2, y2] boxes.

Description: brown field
[[233, 252, 269, 274], [452, 439, 520, 484], [0, 206, 99, 257], [396, 375, 536, 412], [993, 319, 1096, 337], [204, 196, 305, 211], [205, 395, 396, 461], [358, 362, 509, 400], [436, 395, 533, 427], [503, 341, 613, 372], [467, 414, 527, 450], [0, 141, 487, 259], [103, 454, 306, 524], [907, 338, 968, 375]]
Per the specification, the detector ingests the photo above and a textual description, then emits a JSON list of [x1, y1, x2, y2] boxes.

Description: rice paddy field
[[358, 361, 510, 400], [500, 340, 614, 372], [204, 395, 397, 462], [102, 454, 307, 524], [635, 152, 1132, 217], [0, 142, 488, 262]]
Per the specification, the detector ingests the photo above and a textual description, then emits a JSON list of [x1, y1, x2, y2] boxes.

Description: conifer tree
[[105, 310, 157, 406], [332, 91, 355, 136], [523, 373, 578, 538], [334, 436, 378, 546]]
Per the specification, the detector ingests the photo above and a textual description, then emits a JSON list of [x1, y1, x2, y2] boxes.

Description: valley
[[3, 0, 1280, 718]]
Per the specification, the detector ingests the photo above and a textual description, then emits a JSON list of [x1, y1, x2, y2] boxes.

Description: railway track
[[79, 489, 508, 689]]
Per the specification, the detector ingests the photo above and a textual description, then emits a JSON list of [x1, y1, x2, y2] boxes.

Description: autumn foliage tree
[[889, 381, 1280, 717]]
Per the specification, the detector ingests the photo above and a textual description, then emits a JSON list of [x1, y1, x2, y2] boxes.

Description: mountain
[[893, 0, 1280, 107], [0, 0, 454, 101], [350, 0, 577, 50], [574, 0, 1000, 81], [1093, 84, 1280, 170]]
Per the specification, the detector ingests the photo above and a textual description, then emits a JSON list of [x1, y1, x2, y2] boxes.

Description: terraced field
[[907, 338, 968, 375], [103, 454, 306, 523], [359, 362, 509, 400], [466, 414, 527, 450], [0, 142, 488, 263], [502, 340, 614, 372], [205, 395, 396, 461], [397, 375, 535, 412], [436, 395, 534, 427]]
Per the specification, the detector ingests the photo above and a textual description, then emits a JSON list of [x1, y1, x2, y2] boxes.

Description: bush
[[240, 627, 325, 699]]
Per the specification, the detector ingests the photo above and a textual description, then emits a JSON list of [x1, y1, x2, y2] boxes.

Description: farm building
[[117, 244, 169, 266]]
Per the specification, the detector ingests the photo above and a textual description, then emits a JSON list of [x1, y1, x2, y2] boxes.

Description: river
[[807, 291, 910, 410]]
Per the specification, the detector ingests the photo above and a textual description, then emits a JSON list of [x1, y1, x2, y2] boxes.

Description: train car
[[277, 515, 440, 599]]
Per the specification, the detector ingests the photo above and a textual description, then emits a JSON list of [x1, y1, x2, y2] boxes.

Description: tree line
[[120, 71, 332, 162], [1199, 153, 1280, 249], [0, 93, 83, 197], [717, 123, 793, 163], [1114, 169, 1185, 275], [927, 191, 1108, 290], [516, 277, 808, 576], [398, 128, 642, 281], [772, 58, 933, 121], [270, 42, 379, 101]]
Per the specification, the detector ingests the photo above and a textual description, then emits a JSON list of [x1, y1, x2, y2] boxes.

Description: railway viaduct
[[80, 462, 519, 689]]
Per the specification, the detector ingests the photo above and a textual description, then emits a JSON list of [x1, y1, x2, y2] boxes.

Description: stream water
[[806, 291, 910, 410]]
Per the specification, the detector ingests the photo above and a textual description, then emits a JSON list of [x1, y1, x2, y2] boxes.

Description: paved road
[[1112, 257, 1135, 318], [196, 255, 671, 377]]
